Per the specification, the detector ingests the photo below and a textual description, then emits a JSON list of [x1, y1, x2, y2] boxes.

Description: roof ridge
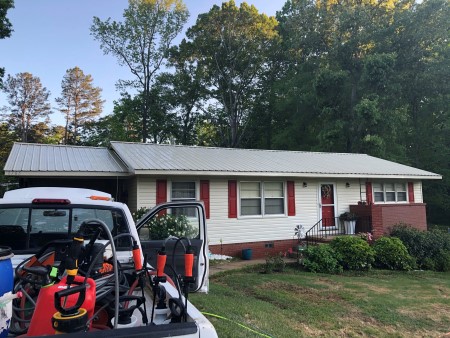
[[112, 141, 367, 156], [15, 142, 107, 150]]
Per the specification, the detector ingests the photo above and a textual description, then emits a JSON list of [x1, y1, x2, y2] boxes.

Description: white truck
[[0, 187, 217, 338]]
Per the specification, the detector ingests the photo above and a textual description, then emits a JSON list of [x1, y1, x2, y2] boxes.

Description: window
[[240, 181, 285, 216], [171, 182, 196, 201], [0, 206, 129, 251], [373, 183, 407, 203], [171, 181, 197, 217]]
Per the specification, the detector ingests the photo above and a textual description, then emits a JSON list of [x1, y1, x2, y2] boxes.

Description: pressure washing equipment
[[0, 246, 14, 338], [9, 222, 200, 336]]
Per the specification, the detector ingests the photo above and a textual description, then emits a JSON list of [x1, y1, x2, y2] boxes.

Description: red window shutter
[[366, 182, 373, 204], [287, 181, 296, 216], [156, 179, 167, 204], [200, 180, 210, 219], [408, 182, 415, 203], [228, 180, 237, 218]]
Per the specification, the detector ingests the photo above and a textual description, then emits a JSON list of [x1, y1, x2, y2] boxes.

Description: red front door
[[320, 184, 335, 227]]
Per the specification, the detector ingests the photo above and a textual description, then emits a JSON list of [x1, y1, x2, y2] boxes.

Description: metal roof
[[110, 142, 441, 179], [4, 143, 130, 177]]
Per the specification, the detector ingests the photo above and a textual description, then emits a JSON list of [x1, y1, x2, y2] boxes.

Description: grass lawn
[[190, 263, 450, 337]]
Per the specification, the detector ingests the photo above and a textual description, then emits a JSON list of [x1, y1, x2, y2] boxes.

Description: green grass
[[190, 264, 450, 337]]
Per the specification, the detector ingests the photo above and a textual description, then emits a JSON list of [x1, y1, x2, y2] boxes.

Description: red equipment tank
[[26, 275, 96, 336]]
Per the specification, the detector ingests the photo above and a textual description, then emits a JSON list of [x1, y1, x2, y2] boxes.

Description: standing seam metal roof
[[4, 143, 129, 175], [109, 142, 441, 178]]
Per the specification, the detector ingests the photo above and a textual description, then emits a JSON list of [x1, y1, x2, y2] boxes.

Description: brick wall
[[209, 239, 295, 259], [351, 203, 427, 238]]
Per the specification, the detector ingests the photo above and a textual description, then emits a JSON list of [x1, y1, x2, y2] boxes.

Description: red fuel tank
[[27, 276, 96, 336]]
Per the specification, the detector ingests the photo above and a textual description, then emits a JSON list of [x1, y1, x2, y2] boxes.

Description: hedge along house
[[4, 142, 442, 258]]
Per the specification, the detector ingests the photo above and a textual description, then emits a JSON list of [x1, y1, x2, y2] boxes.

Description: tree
[[184, 1, 279, 147], [275, 0, 411, 156], [161, 44, 208, 145], [0, 0, 13, 89], [2, 72, 51, 142], [91, 0, 189, 143], [56, 67, 103, 145]]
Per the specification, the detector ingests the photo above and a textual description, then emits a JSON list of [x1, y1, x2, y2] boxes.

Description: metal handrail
[[305, 216, 372, 247]]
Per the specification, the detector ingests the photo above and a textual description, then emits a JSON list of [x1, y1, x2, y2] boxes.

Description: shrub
[[303, 245, 343, 274], [132, 207, 149, 222], [144, 214, 197, 240], [264, 253, 286, 273], [373, 237, 414, 271], [330, 236, 375, 271], [433, 250, 450, 272], [391, 224, 450, 271]]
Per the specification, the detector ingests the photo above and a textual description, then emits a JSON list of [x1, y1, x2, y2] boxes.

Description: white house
[[4, 142, 441, 258]]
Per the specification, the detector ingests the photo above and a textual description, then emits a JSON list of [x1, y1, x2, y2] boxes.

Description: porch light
[[346, 182, 350, 188], [303, 182, 307, 188]]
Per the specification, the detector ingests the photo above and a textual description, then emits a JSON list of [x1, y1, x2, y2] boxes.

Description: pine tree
[[56, 67, 103, 145]]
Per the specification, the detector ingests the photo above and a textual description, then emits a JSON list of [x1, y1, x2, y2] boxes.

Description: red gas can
[[27, 276, 96, 336]]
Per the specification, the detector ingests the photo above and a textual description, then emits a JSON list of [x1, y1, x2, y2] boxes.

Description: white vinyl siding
[[414, 181, 423, 203], [136, 176, 156, 211], [133, 177, 425, 246], [239, 181, 284, 217]]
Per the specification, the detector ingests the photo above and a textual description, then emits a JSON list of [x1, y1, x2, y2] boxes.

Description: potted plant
[[339, 212, 357, 235]]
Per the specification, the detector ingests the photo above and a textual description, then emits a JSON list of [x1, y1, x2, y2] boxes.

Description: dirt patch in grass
[[398, 303, 450, 322], [259, 281, 344, 302]]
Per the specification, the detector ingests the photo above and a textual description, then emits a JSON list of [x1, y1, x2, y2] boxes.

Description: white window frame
[[239, 181, 286, 218], [170, 181, 198, 202], [169, 180, 199, 220], [372, 182, 408, 204]]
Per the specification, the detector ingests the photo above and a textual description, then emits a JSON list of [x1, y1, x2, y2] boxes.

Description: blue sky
[[1, 0, 281, 126]]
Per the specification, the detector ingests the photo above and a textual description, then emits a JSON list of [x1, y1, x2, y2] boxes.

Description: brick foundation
[[209, 239, 296, 259], [350, 203, 427, 238]]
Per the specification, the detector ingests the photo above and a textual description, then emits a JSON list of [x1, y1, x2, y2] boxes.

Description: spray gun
[[181, 240, 196, 322], [131, 239, 148, 325], [150, 244, 168, 324], [65, 228, 84, 286]]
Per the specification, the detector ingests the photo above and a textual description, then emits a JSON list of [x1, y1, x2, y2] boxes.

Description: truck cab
[[0, 187, 217, 338]]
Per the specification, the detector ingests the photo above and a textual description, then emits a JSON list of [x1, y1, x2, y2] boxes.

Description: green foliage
[[0, 0, 13, 89], [339, 212, 357, 221], [330, 236, 375, 271], [142, 214, 197, 240], [264, 253, 286, 274], [373, 237, 414, 271], [302, 245, 343, 274], [2, 72, 52, 142], [91, 0, 189, 142], [391, 224, 450, 271], [56, 67, 103, 145], [185, 0, 280, 147], [132, 207, 149, 222]]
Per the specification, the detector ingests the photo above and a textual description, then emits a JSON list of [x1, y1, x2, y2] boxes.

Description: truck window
[[138, 206, 200, 241], [0, 206, 130, 251], [0, 208, 29, 250]]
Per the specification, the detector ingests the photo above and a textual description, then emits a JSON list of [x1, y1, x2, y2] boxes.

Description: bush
[[391, 224, 450, 271], [264, 253, 286, 273], [132, 207, 149, 222], [143, 214, 197, 240], [433, 249, 450, 272], [373, 237, 414, 271], [330, 236, 375, 271], [303, 245, 343, 274]]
